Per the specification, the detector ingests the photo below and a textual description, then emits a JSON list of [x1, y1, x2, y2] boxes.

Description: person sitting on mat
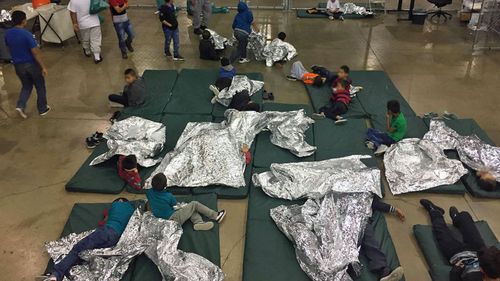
[[313, 80, 350, 124], [229, 90, 260, 112], [146, 173, 226, 231], [108, 68, 146, 108], [365, 100, 407, 155], [477, 170, 499, 192], [118, 154, 142, 191], [209, 57, 237, 102], [351, 197, 405, 281], [199, 30, 219, 61], [326, 0, 344, 21], [419, 199, 500, 281], [42, 198, 135, 281]]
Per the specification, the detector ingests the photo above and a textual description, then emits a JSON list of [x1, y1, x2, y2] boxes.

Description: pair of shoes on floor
[[262, 91, 274, 100], [110, 111, 121, 124], [86, 131, 105, 149], [420, 199, 460, 219], [193, 210, 226, 231], [16, 106, 51, 119], [380, 266, 404, 281], [238, 58, 250, 64]]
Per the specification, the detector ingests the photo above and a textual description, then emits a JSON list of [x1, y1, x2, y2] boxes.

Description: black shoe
[[39, 106, 51, 116], [165, 50, 172, 57], [200, 25, 207, 30], [125, 39, 134, 52], [215, 210, 226, 223], [449, 206, 459, 220], [121, 52, 128, 59], [173, 55, 185, 61], [110, 111, 121, 123], [194, 28, 202, 35], [420, 199, 445, 215], [94, 56, 103, 64], [86, 137, 98, 149], [92, 131, 105, 143]]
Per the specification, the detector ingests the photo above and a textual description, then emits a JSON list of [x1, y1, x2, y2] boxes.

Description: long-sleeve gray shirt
[[124, 77, 146, 107]]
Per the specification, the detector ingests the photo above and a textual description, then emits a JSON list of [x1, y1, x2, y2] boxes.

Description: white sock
[[94, 53, 100, 60]]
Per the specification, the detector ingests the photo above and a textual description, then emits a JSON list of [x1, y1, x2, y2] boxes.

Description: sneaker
[[286, 75, 298, 81], [209, 84, 220, 97], [92, 131, 105, 143], [86, 137, 98, 149], [94, 56, 103, 64], [443, 111, 458, 120], [109, 101, 125, 108], [380, 266, 404, 281], [110, 111, 121, 123], [215, 210, 226, 223], [125, 39, 134, 52], [340, 16, 345, 21], [83, 49, 91, 57], [173, 55, 185, 61], [39, 106, 51, 116], [449, 206, 459, 220], [419, 199, 445, 215], [165, 50, 172, 57], [194, 28, 202, 35], [15, 107, 28, 119], [193, 221, 214, 231], [121, 52, 128, 59], [312, 113, 326, 120], [374, 144, 388, 155], [334, 118, 348, 125], [329, 16, 334, 20], [36, 275, 57, 281], [365, 141, 375, 150], [238, 58, 250, 64], [268, 92, 275, 100]]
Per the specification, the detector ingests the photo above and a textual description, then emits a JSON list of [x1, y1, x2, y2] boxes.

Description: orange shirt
[[302, 72, 319, 85]]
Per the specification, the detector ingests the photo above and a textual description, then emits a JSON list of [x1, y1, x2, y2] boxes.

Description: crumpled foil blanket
[[247, 33, 298, 66], [383, 138, 468, 195], [216, 75, 264, 106], [342, 3, 373, 15], [424, 120, 500, 180], [145, 110, 316, 188], [271, 191, 373, 281], [0, 10, 11, 23], [205, 28, 230, 50], [253, 155, 381, 200], [45, 209, 224, 281], [90, 116, 165, 167]]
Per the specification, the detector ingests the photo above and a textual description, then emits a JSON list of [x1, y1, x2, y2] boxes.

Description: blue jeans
[[366, 128, 395, 148], [113, 20, 134, 53], [14, 63, 48, 113], [233, 29, 249, 60], [162, 26, 179, 57], [52, 226, 120, 280]]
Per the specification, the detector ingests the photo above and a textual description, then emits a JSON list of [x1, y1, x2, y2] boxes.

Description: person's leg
[[162, 26, 172, 55], [89, 26, 102, 60], [79, 28, 91, 55], [290, 61, 308, 79], [108, 94, 129, 106], [189, 201, 218, 222], [452, 211, 486, 251], [366, 128, 384, 147], [333, 11, 343, 19], [29, 64, 48, 113], [172, 28, 180, 57], [378, 133, 396, 146], [360, 222, 390, 277], [113, 22, 127, 54], [14, 64, 34, 111], [429, 210, 467, 260], [124, 20, 134, 46], [237, 31, 249, 59], [201, 0, 211, 27], [192, 0, 202, 29], [169, 204, 196, 225]]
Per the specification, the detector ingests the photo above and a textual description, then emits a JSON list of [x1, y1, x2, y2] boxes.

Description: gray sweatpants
[[80, 26, 102, 55], [290, 61, 308, 79], [169, 201, 218, 225], [192, 0, 211, 29]]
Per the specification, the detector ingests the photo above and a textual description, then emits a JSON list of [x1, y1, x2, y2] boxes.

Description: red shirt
[[109, 0, 127, 7], [245, 151, 252, 165], [331, 77, 352, 105], [118, 155, 142, 190]]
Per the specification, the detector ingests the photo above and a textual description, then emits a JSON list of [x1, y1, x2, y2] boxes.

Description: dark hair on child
[[165, 0, 172, 3], [277, 32, 286, 41], [202, 30, 211, 40], [113, 197, 129, 202], [478, 246, 500, 278], [122, 155, 137, 170], [478, 177, 497, 191], [152, 173, 167, 191], [124, 68, 137, 76], [243, 103, 260, 112], [386, 100, 400, 114], [11, 11, 27, 26], [220, 57, 230, 67], [312, 76, 324, 87], [340, 65, 350, 74]]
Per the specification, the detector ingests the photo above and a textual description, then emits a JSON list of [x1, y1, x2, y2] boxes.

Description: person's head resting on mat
[[477, 170, 498, 192], [124, 68, 138, 85], [337, 65, 350, 80], [152, 173, 168, 191], [277, 32, 286, 41], [122, 155, 138, 173], [478, 246, 500, 280], [387, 100, 401, 117], [11, 11, 28, 28]]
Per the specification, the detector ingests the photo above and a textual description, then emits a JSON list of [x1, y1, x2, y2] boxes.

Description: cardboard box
[[460, 11, 472, 21]]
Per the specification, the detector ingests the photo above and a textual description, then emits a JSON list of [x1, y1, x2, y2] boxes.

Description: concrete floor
[[1, 7, 500, 281]]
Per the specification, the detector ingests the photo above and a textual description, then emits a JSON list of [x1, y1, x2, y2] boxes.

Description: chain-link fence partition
[[472, 0, 500, 50]]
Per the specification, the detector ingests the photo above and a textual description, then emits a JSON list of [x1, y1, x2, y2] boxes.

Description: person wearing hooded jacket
[[231, 2, 259, 64]]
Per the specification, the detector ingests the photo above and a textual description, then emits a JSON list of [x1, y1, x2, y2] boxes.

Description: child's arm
[[386, 113, 396, 133], [167, 192, 178, 206]]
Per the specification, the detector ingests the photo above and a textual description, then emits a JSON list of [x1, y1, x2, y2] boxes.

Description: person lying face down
[[146, 173, 227, 231], [42, 198, 135, 281], [477, 170, 498, 192]]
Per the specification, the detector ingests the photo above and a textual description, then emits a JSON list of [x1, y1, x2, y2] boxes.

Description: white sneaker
[[15, 107, 28, 119], [193, 221, 214, 231], [334, 118, 348, 125], [239, 58, 250, 64], [215, 210, 226, 223], [39, 105, 51, 116], [380, 266, 404, 281], [209, 84, 220, 96], [329, 16, 334, 20], [109, 101, 125, 108], [374, 144, 389, 155], [365, 141, 375, 150], [312, 113, 326, 120]]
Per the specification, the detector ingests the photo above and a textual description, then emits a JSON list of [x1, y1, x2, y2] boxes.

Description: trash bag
[[90, 0, 109, 15]]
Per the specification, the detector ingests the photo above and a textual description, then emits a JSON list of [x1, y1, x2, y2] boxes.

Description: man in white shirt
[[68, 0, 103, 63], [326, 0, 344, 21]]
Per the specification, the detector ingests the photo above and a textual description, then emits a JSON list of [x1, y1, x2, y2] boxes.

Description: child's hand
[[241, 144, 249, 153], [394, 208, 405, 222]]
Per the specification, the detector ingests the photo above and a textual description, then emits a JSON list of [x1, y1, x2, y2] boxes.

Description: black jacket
[[199, 39, 218, 60], [159, 4, 178, 30], [229, 91, 251, 111]]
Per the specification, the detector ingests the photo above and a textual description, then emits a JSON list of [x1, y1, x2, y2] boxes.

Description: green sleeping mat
[[314, 118, 372, 161], [163, 69, 219, 115], [244, 169, 403, 281], [125, 114, 213, 194], [211, 72, 265, 118], [120, 70, 178, 117], [296, 9, 372, 19], [45, 194, 220, 281], [253, 103, 315, 168], [304, 83, 367, 118], [413, 221, 499, 281]]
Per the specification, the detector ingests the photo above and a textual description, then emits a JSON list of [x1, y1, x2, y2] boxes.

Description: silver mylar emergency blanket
[[0, 10, 11, 22], [384, 138, 468, 195], [145, 110, 315, 188], [90, 116, 165, 167], [342, 3, 373, 15], [204, 28, 229, 50], [216, 75, 264, 106], [253, 155, 381, 200], [424, 120, 500, 180], [247, 33, 298, 67], [45, 209, 224, 281]]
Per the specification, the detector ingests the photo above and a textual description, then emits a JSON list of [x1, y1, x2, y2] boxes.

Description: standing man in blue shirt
[[5, 11, 50, 119]]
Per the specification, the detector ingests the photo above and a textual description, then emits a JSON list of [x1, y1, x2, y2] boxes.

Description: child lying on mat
[[209, 57, 236, 101], [118, 154, 142, 190], [108, 68, 146, 108], [365, 100, 407, 155], [287, 61, 351, 88], [41, 198, 136, 281], [476, 170, 499, 192], [229, 90, 260, 112], [419, 199, 500, 281], [146, 173, 226, 231], [313, 80, 350, 124]]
